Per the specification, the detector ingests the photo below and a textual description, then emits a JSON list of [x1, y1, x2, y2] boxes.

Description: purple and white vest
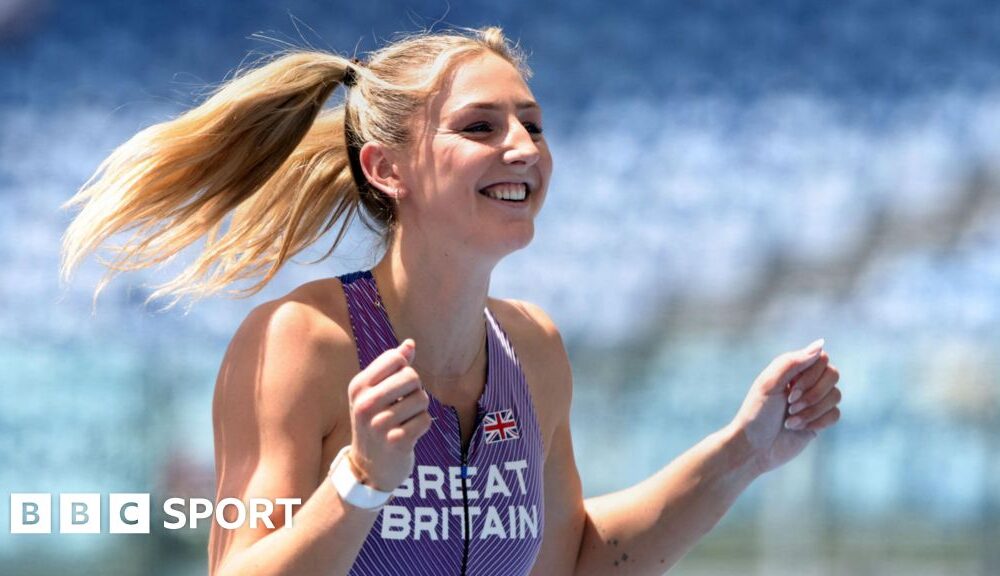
[[339, 270, 545, 576]]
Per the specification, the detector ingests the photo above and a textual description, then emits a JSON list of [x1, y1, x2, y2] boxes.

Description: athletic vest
[[339, 270, 545, 576]]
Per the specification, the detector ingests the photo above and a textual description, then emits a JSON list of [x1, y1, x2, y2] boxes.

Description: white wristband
[[328, 446, 393, 510]]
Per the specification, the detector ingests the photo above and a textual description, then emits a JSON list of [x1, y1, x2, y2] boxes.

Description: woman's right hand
[[346, 339, 432, 492]]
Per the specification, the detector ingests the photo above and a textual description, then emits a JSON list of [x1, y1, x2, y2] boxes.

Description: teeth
[[480, 183, 528, 202]]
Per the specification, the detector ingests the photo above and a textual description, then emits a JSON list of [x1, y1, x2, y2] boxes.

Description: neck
[[370, 226, 496, 395]]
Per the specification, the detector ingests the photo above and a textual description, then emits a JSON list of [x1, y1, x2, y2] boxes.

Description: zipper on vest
[[454, 404, 483, 576], [459, 446, 471, 576]]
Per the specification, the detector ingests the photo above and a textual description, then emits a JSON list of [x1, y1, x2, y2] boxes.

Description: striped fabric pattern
[[339, 270, 545, 576]]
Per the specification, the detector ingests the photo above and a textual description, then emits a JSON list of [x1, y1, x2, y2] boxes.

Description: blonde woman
[[61, 26, 843, 576]]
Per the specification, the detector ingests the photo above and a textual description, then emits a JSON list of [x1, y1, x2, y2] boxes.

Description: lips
[[478, 182, 530, 202]]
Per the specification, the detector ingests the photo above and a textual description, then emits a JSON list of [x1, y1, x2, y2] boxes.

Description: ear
[[359, 142, 407, 199]]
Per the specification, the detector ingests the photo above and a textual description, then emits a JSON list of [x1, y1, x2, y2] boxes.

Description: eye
[[461, 120, 544, 137], [523, 122, 544, 135], [463, 122, 493, 133]]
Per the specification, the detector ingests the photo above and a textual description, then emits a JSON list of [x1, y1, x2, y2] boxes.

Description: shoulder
[[215, 277, 360, 437], [488, 298, 573, 456], [230, 277, 355, 374], [487, 297, 571, 384], [490, 298, 562, 339]]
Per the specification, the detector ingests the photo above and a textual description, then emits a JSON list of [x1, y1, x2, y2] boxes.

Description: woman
[[61, 26, 842, 576]]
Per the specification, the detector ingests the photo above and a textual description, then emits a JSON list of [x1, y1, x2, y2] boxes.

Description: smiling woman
[[388, 51, 551, 258], [59, 24, 842, 576]]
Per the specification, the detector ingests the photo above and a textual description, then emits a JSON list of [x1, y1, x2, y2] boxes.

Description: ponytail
[[60, 51, 360, 309], [62, 27, 531, 310]]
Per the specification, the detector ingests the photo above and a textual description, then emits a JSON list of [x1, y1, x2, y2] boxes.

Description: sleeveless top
[[338, 270, 545, 576]]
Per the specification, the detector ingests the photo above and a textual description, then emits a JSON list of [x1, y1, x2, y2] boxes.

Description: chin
[[486, 223, 535, 258]]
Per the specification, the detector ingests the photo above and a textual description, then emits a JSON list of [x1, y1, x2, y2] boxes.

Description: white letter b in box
[[11, 493, 52, 534], [60, 493, 101, 534]]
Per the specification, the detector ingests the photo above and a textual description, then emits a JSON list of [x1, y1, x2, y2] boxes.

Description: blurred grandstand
[[1, 1, 998, 574]]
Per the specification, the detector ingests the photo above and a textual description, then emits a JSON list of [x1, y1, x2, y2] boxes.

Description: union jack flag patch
[[482, 409, 520, 444]]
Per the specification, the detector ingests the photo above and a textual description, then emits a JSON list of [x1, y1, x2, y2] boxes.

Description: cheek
[[441, 150, 491, 188], [430, 141, 475, 173], [542, 149, 554, 176], [537, 150, 555, 188], [416, 155, 481, 211]]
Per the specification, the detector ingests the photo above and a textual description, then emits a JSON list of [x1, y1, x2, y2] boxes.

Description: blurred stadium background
[[1, 1, 998, 574]]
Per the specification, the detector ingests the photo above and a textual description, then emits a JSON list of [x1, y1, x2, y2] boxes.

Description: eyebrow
[[451, 100, 543, 114]]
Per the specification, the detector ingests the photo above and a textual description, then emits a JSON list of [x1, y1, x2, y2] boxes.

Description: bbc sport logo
[[8, 493, 301, 533]]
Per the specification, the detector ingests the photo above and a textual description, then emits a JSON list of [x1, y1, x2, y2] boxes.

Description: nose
[[502, 119, 540, 167]]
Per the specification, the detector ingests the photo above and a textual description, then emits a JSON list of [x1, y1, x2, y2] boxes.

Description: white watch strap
[[329, 445, 393, 510]]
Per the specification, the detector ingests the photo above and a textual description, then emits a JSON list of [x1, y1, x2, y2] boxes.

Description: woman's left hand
[[730, 339, 843, 477]]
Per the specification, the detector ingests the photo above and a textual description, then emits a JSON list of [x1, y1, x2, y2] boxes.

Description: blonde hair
[[60, 26, 530, 310]]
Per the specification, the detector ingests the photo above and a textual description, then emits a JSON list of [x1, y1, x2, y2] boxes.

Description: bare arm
[[208, 301, 380, 576], [514, 300, 843, 576], [212, 469, 381, 576], [574, 425, 756, 574], [519, 300, 586, 576], [208, 298, 433, 576], [520, 310, 755, 575], [572, 341, 842, 575]]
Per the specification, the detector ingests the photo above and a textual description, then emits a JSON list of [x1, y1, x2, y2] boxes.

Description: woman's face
[[394, 52, 552, 259]]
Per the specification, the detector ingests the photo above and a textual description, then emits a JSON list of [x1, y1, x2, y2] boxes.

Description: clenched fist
[[346, 339, 433, 492]]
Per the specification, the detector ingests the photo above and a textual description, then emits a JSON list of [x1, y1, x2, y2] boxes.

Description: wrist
[[718, 423, 763, 485], [346, 453, 372, 485], [329, 446, 394, 510], [346, 451, 396, 493]]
